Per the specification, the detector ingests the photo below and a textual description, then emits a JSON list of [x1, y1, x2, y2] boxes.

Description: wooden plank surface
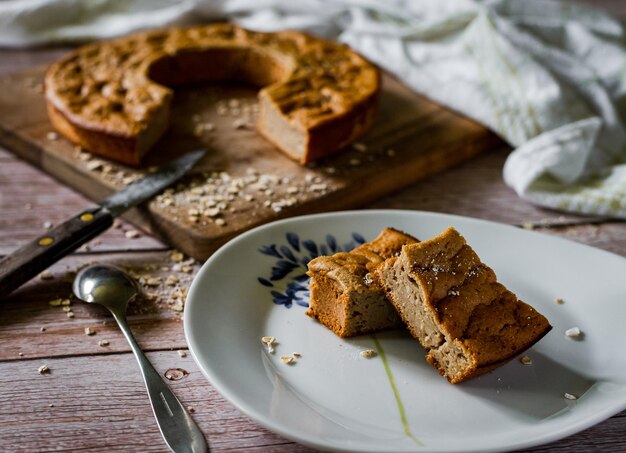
[[2, 1, 626, 451], [3, 140, 626, 453], [0, 63, 502, 260]]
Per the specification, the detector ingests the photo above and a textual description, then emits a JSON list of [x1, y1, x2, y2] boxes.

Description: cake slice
[[306, 228, 419, 337], [375, 227, 551, 383]]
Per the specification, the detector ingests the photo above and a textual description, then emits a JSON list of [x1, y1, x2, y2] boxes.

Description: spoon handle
[[113, 312, 208, 453]]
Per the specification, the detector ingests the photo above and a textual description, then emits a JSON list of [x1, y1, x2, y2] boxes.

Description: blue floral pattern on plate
[[258, 232, 366, 308]]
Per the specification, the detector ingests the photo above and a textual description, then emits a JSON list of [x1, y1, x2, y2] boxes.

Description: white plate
[[184, 210, 626, 453]]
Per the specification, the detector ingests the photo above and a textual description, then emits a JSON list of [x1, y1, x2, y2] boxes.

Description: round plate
[[184, 210, 626, 452]]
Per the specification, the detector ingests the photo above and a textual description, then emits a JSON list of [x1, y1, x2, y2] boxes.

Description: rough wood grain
[[0, 65, 502, 260], [0, 153, 165, 255], [0, 251, 196, 360], [0, 350, 316, 453]]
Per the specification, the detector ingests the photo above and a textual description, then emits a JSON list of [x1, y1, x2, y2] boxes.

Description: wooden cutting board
[[0, 66, 502, 260]]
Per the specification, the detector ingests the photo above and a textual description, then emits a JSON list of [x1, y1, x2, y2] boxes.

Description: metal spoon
[[73, 264, 208, 453]]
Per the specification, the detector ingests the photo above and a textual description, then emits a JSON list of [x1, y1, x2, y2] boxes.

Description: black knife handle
[[0, 206, 114, 298]]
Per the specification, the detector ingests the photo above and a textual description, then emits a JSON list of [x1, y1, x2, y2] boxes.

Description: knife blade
[[0, 149, 206, 298]]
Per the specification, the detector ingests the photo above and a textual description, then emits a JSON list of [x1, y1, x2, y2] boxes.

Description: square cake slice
[[306, 228, 419, 338], [375, 227, 552, 383]]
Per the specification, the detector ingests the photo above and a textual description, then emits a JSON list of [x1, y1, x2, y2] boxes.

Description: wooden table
[[2, 4, 626, 451]]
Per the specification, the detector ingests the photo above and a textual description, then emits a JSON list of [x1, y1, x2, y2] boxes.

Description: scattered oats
[[565, 327, 582, 339], [292, 352, 302, 358], [286, 186, 299, 194], [204, 207, 220, 217], [48, 404, 54, 408], [67, 311, 75, 318], [40, 271, 54, 280], [125, 230, 140, 239], [113, 219, 122, 229], [193, 124, 206, 136], [144, 277, 161, 287], [188, 208, 200, 216], [165, 275, 179, 286], [48, 298, 62, 307], [349, 158, 361, 166], [43, 221, 53, 230], [86, 160, 103, 172], [18, 352, 24, 357], [360, 349, 377, 359], [187, 405, 195, 413], [564, 392, 578, 400], [244, 194, 254, 202], [352, 142, 367, 152], [24, 203, 32, 210], [555, 298, 565, 305], [232, 117, 248, 129], [261, 336, 276, 354], [61, 299, 71, 306], [171, 301, 184, 312], [178, 350, 187, 358], [62, 306, 71, 313], [171, 251, 184, 263], [310, 183, 327, 192], [519, 355, 532, 365], [325, 166, 337, 174], [521, 223, 535, 230], [214, 218, 226, 226], [447, 290, 460, 296], [386, 148, 396, 157], [98, 340, 110, 347], [280, 355, 295, 365], [180, 265, 193, 273], [40, 327, 46, 332], [84, 327, 96, 336], [46, 131, 59, 141], [38, 364, 50, 374]]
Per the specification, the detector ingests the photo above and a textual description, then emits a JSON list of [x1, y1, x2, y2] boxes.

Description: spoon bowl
[[73, 264, 137, 311]]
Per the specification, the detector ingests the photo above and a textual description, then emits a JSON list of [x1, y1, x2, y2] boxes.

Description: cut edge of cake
[[375, 226, 552, 383], [306, 227, 419, 338]]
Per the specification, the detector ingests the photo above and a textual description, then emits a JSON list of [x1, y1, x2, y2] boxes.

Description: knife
[[0, 149, 206, 298]]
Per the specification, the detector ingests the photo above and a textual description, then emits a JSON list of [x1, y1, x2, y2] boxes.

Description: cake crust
[[44, 24, 380, 166], [306, 228, 418, 338], [376, 227, 552, 383]]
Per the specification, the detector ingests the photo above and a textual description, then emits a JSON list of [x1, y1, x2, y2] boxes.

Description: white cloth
[[2, 0, 626, 218]]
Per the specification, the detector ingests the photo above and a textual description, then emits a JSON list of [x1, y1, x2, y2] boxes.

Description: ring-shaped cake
[[44, 24, 381, 166]]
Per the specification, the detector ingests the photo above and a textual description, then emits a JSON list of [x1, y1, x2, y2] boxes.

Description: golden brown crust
[[306, 228, 418, 337], [376, 227, 552, 384], [45, 24, 380, 166]]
